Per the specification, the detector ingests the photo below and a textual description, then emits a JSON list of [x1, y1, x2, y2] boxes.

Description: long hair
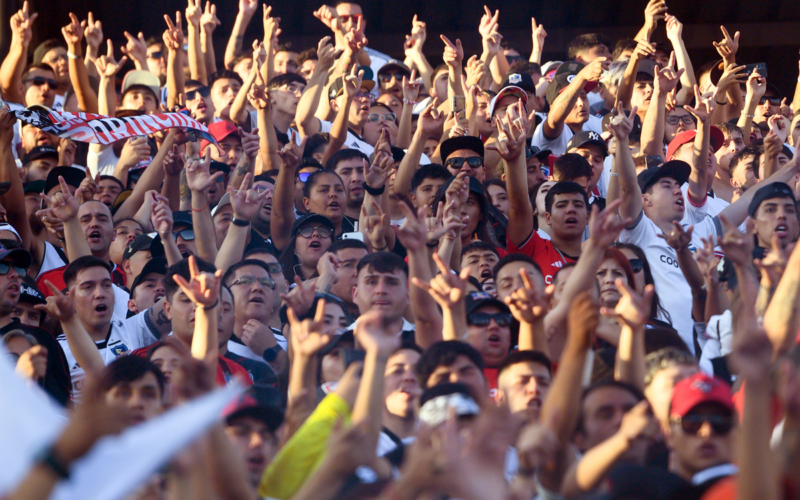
[[613, 242, 672, 325]]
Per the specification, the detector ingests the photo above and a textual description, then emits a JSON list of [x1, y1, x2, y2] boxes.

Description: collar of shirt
[[691, 463, 738, 485]]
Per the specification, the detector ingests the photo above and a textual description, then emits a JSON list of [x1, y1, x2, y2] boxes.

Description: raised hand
[[343, 17, 367, 51], [402, 69, 422, 102], [577, 56, 610, 82], [587, 199, 630, 248], [83, 12, 103, 53], [229, 173, 268, 220], [120, 31, 147, 65], [61, 12, 84, 47], [247, 70, 271, 110], [362, 200, 388, 249], [241, 319, 277, 356], [489, 100, 529, 160], [16, 345, 48, 381], [713, 25, 740, 64], [395, 202, 430, 252], [315, 36, 337, 74], [365, 154, 393, 190], [684, 85, 715, 124], [35, 280, 76, 323], [288, 299, 334, 357], [313, 5, 341, 33], [417, 97, 444, 136], [355, 309, 400, 357], [478, 5, 500, 39], [10, 1, 37, 45], [630, 40, 656, 63], [567, 290, 599, 351], [95, 40, 128, 78], [185, 149, 224, 193], [186, 0, 203, 27], [343, 64, 364, 100], [411, 253, 471, 309], [58, 139, 77, 168], [38, 176, 84, 222], [643, 0, 667, 30], [531, 17, 547, 49], [446, 171, 469, 208], [664, 14, 682, 41], [280, 276, 316, 319], [163, 11, 185, 52], [201, 2, 220, 34], [768, 114, 788, 144], [440, 35, 464, 67], [695, 237, 720, 282], [173, 255, 223, 308], [464, 56, 487, 88], [753, 233, 787, 289], [718, 214, 753, 266], [617, 400, 658, 443], [77, 168, 99, 204], [239, 0, 259, 19], [657, 220, 694, 251], [602, 280, 655, 330], [404, 15, 427, 55], [276, 130, 303, 169], [317, 251, 341, 280], [745, 69, 767, 103], [715, 61, 748, 94], [504, 268, 551, 324], [263, 5, 281, 44], [654, 52, 684, 95]]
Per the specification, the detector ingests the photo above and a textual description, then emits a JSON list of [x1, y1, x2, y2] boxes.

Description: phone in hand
[[744, 63, 767, 79]]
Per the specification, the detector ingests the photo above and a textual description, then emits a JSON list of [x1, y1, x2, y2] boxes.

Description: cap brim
[[647, 160, 691, 190], [0, 248, 32, 269], [709, 126, 724, 153], [378, 63, 411, 76]]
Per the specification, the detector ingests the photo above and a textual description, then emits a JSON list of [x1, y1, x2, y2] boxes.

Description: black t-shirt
[[342, 215, 357, 234], [0, 319, 71, 406], [224, 351, 279, 387]]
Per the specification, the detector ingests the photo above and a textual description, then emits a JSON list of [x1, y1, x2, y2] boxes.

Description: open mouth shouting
[[87, 230, 103, 245], [775, 223, 790, 238], [675, 197, 685, 211], [480, 268, 492, 279]]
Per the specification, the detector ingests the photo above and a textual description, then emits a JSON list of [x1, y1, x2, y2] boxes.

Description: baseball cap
[[666, 128, 725, 160], [23, 180, 46, 195], [21, 145, 58, 166], [748, 182, 797, 217], [121, 70, 161, 102], [201, 121, 239, 151], [122, 234, 154, 262], [566, 130, 608, 157], [44, 166, 85, 196], [440, 136, 484, 162], [464, 291, 510, 316], [129, 257, 167, 296], [328, 75, 377, 100], [18, 280, 46, 305], [0, 242, 32, 269], [418, 382, 480, 427], [172, 210, 194, 228], [636, 59, 658, 79], [211, 192, 232, 217], [670, 372, 733, 419], [636, 160, 691, 192], [377, 59, 411, 78], [291, 213, 335, 238], [540, 61, 563, 77], [33, 39, 65, 65], [489, 85, 528, 117], [546, 61, 598, 106], [223, 384, 284, 432], [527, 145, 551, 162], [501, 72, 536, 94]]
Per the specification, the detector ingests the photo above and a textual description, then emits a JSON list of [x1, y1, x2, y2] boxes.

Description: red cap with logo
[[666, 126, 725, 160], [201, 120, 239, 151], [670, 372, 734, 419]]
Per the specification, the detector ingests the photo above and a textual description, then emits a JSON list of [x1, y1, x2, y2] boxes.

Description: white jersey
[[530, 114, 603, 156], [36, 242, 67, 279], [619, 202, 719, 354], [58, 310, 160, 402], [318, 119, 375, 157]]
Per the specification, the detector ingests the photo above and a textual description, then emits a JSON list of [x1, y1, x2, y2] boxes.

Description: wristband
[[191, 202, 209, 212], [35, 446, 70, 479], [426, 239, 440, 248], [362, 182, 385, 196], [741, 111, 755, 118], [67, 52, 80, 60], [199, 299, 219, 310], [262, 344, 282, 362], [403, 99, 417, 105], [231, 217, 250, 227], [715, 100, 728, 105]]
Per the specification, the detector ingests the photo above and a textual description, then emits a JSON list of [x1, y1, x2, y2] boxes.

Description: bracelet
[[231, 217, 250, 227], [191, 202, 209, 212], [403, 99, 417, 105], [741, 111, 755, 118], [610, 172, 618, 177], [716, 100, 728, 105], [35, 446, 70, 479], [426, 239, 440, 248], [67, 52, 80, 60], [362, 182, 385, 196], [199, 299, 219, 310], [372, 244, 388, 251]]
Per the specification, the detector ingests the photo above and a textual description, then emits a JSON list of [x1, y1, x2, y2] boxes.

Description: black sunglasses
[[186, 86, 210, 100], [629, 258, 644, 273], [24, 77, 58, 89], [673, 413, 734, 436], [445, 157, 483, 170], [759, 97, 781, 106], [172, 229, 195, 241], [297, 225, 332, 238], [467, 312, 513, 327], [0, 263, 27, 277], [147, 51, 163, 60], [378, 72, 407, 83]]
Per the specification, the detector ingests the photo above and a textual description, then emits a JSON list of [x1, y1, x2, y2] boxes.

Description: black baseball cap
[[19, 280, 45, 305], [129, 257, 167, 296], [122, 234, 154, 262], [377, 59, 412, 78], [290, 213, 335, 238], [501, 72, 536, 94], [440, 136, 484, 162], [0, 242, 32, 269], [636, 160, 691, 192], [566, 130, 609, 157], [223, 384, 284, 432], [328, 75, 376, 100], [527, 145, 551, 162], [23, 180, 46, 195], [172, 211, 194, 228], [21, 145, 58, 166], [464, 291, 510, 316], [546, 61, 598, 106], [44, 166, 85, 196], [209, 161, 231, 176], [748, 182, 797, 217]]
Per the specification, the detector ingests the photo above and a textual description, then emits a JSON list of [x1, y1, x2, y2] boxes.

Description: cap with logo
[[19, 280, 46, 305], [201, 121, 239, 151], [122, 234, 155, 262], [636, 160, 691, 192], [748, 182, 797, 217], [501, 72, 536, 94], [43, 166, 86, 196], [121, 70, 161, 102], [440, 136, 485, 162], [377, 59, 412, 79], [419, 382, 480, 427], [566, 130, 608, 157], [489, 85, 528, 117], [670, 372, 733, 419], [328, 75, 377, 100], [546, 61, 598, 106], [666, 128, 725, 160], [21, 145, 58, 166]]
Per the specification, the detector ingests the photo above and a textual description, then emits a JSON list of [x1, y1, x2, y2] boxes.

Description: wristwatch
[[231, 217, 250, 227], [262, 344, 283, 362]]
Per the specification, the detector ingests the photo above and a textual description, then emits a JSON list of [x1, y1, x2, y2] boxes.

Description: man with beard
[[20, 145, 58, 183], [325, 149, 369, 229]]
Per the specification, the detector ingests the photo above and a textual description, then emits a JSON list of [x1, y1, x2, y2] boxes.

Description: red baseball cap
[[670, 372, 734, 419], [201, 120, 239, 151], [666, 126, 725, 160]]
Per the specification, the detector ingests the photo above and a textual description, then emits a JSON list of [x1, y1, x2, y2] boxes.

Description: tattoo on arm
[[237, 162, 250, 176]]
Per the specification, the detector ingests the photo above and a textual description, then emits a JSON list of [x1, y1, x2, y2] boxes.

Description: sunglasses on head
[[230, 275, 277, 289], [186, 86, 210, 100], [673, 413, 734, 436], [467, 312, 513, 327], [147, 51, 163, 60], [368, 112, 397, 123], [338, 14, 363, 23], [759, 97, 781, 106], [297, 172, 313, 183], [666, 115, 695, 126], [378, 72, 407, 83], [0, 263, 26, 277], [24, 77, 58, 89], [445, 157, 483, 170], [298, 225, 332, 238], [629, 258, 644, 273], [172, 229, 195, 241]]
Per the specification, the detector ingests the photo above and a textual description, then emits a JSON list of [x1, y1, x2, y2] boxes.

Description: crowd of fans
[[2, 0, 800, 498]]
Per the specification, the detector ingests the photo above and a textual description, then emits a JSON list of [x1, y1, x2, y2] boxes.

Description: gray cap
[[211, 192, 232, 217]]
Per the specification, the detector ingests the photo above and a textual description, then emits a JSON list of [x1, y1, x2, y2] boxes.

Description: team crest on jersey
[[110, 344, 130, 356]]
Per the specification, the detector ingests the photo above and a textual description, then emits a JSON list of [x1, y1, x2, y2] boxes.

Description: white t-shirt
[[87, 146, 120, 177], [318, 120, 375, 156], [618, 203, 719, 354], [36, 242, 67, 279], [680, 184, 730, 218], [58, 310, 160, 402], [531, 115, 603, 156]]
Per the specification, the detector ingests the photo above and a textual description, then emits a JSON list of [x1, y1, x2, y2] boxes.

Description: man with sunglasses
[[223, 259, 286, 371], [754, 84, 782, 125], [265, 73, 307, 147], [463, 292, 513, 395], [20, 64, 58, 109], [184, 79, 215, 125], [377, 60, 411, 100], [666, 372, 736, 489], [441, 136, 486, 183]]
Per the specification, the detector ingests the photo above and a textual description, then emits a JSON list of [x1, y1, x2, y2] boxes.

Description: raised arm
[[737, 71, 767, 146], [115, 130, 177, 220], [62, 13, 98, 113], [224, 0, 258, 69], [609, 281, 653, 390], [641, 53, 682, 159], [505, 268, 551, 358], [396, 70, 422, 149], [440, 36, 465, 113], [39, 177, 92, 261], [173, 256, 223, 363], [120, 31, 148, 71], [664, 15, 696, 100], [615, 42, 654, 110], [185, 151, 221, 263], [393, 99, 443, 203], [228, 126, 259, 191], [286, 300, 333, 423], [270, 131, 301, 251], [607, 102, 642, 221], [163, 13, 186, 110], [229, 42, 263, 128], [633, 0, 665, 43], [530, 17, 547, 64], [763, 234, 800, 356], [321, 65, 360, 166], [185, 0, 208, 85], [215, 175, 268, 274], [200, 2, 220, 75], [249, 72, 281, 174], [546, 57, 607, 139], [152, 196, 185, 268], [95, 41, 127, 117], [500, 102, 535, 246], [0, 2, 36, 105], [296, 37, 336, 138], [683, 86, 716, 204], [403, 17, 434, 91]]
